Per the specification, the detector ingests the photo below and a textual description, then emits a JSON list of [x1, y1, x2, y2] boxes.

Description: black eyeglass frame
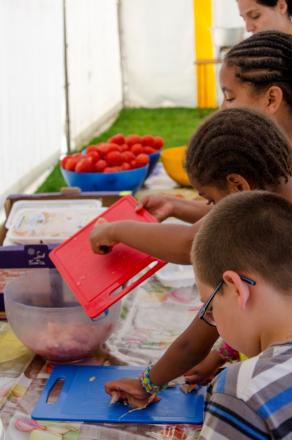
[[198, 275, 256, 327]]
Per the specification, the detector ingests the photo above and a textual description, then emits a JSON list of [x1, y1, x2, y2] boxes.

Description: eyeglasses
[[198, 275, 256, 327]]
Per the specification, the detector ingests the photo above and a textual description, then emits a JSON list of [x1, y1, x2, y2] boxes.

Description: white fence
[[0, 0, 242, 206]]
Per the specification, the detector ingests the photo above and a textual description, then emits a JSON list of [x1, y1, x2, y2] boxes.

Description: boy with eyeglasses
[[192, 191, 292, 439], [106, 191, 292, 439]]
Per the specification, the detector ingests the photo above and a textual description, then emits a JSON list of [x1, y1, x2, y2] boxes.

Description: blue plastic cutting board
[[32, 365, 205, 425]]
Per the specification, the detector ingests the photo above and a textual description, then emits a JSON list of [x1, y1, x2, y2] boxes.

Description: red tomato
[[141, 135, 155, 146], [153, 136, 164, 150], [96, 143, 110, 157], [86, 145, 99, 154], [143, 146, 156, 155], [107, 143, 121, 153], [121, 162, 131, 171], [130, 160, 137, 169], [108, 134, 125, 145], [119, 143, 130, 152], [106, 151, 123, 166], [131, 143, 144, 156], [121, 151, 135, 163], [64, 156, 79, 171], [135, 153, 149, 167], [60, 156, 69, 169], [87, 151, 100, 163], [126, 134, 141, 146], [71, 153, 83, 159], [75, 157, 94, 172], [95, 159, 107, 172]]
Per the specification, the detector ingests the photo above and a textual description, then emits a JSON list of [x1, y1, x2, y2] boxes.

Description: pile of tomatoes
[[60, 134, 164, 173]]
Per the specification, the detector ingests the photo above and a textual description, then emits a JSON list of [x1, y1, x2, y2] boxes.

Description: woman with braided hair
[[237, 0, 292, 34]]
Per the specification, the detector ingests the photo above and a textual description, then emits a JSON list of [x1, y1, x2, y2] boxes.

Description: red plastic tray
[[49, 195, 166, 318]]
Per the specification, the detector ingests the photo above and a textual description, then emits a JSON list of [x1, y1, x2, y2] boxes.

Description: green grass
[[36, 107, 214, 193]]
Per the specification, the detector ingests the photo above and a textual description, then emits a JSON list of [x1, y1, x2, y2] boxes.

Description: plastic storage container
[[5, 199, 104, 244], [156, 263, 195, 288], [4, 269, 121, 362]]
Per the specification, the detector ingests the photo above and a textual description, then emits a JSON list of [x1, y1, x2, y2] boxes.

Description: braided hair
[[225, 31, 292, 111], [256, 0, 292, 17], [186, 108, 292, 189]]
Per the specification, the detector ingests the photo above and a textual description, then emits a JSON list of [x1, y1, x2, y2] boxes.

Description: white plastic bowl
[[4, 269, 121, 363], [156, 263, 195, 288]]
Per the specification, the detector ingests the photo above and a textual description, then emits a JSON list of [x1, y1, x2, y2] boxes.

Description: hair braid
[[186, 108, 292, 189], [225, 31, 292, 110]]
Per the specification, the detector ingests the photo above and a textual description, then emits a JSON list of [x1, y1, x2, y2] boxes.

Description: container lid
[[49, 195, 166, 319], [5, 199, 104, 244]]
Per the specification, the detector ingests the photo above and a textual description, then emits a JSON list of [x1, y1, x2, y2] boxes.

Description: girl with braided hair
[[237, 0, 292, 34], [221, 30, 292, 143]]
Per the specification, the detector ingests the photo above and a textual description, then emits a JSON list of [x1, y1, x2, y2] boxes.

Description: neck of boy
[[259, 297, 292, 353]]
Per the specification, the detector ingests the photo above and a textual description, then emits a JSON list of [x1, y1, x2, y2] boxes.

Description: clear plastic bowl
[[4, 269, 121, 363]]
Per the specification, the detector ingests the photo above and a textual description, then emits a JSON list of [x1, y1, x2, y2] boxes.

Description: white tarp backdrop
[[0, 0, 243, 205], [120, 0, 196, 107], [0, 0, 64, 203], [66, 0, 123, 146]]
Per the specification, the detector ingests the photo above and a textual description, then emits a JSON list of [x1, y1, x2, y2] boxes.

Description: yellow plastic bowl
[[161, 146, 191, 187]]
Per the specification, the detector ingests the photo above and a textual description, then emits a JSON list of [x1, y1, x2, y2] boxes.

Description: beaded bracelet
[[139, 366, 168, 395]]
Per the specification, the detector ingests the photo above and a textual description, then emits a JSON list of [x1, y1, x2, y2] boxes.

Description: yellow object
[[194, 0, 217, 108], [161, 147, 191, 187]]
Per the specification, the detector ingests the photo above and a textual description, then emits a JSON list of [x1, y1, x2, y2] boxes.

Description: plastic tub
[[5, 200, 104, 244], [4, 269, 121, 362], [156, 263, 195, 288], [161, 146, 191, 187], [61, 165, 148, 193]]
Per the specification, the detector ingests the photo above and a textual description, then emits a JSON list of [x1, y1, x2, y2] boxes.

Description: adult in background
[[237, 0, 292, 33]]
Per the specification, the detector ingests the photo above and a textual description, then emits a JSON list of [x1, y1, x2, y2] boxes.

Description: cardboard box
[[0, 188, 122, 317]]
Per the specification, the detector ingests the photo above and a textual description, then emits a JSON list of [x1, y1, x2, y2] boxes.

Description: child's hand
[[89, 218, 118, 254], [136, 194, 175, 221], [105, 377, 151, 405], [183, 350, 225, 385]]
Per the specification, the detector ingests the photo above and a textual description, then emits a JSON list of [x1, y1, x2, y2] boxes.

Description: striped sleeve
[[199, 392, 270, 440]]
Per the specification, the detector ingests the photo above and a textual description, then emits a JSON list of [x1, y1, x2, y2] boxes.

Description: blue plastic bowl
[[61, 165, 148, 193], [146, 151, 160, 178]]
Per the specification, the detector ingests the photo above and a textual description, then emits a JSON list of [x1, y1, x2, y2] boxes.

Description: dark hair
[[256, 0, 292, 17], [186, 108, 292, 189], [225, 31, 292, 111], [192, 191, 292, 292]]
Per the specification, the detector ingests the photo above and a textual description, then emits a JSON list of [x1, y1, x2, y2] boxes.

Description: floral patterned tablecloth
[[0, 165, 203, 440]]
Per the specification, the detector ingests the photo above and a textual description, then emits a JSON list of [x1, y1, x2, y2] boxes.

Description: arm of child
[[105, 315, 219, 402], [136, 194, 211, 223], [90, 219, 202, 264], [184, 350, 226, 385]]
